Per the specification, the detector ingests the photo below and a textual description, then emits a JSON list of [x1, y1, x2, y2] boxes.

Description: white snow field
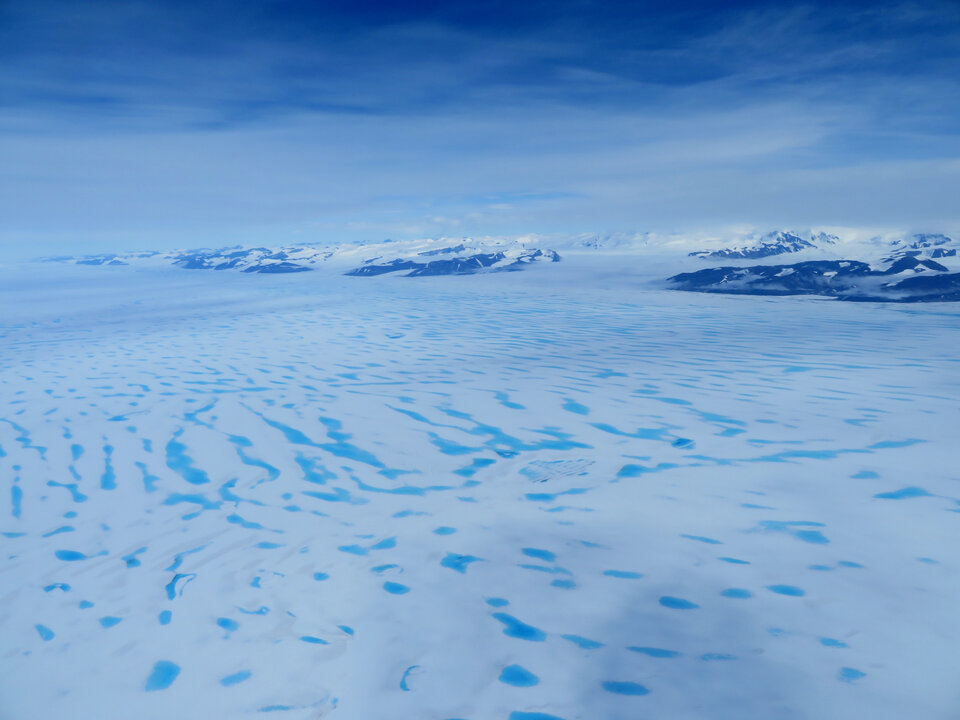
[[1, 258, 958, 720]]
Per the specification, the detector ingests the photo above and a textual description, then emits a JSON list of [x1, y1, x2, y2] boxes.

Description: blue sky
[[2, 0, 959, 257]]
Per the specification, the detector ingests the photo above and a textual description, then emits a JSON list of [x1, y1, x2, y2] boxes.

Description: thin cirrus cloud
[[0, 0, 958, 257]]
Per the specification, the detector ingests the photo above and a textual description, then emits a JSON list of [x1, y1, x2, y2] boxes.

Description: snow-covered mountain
[[346, 248, 558, 277], [882, 233, 958, 265], [688, 230, 834, 260], [49, 238, 561, 276], [668, 232, 960, 302], [663, 230, 960, 302], [668, 258, 960, 302], [43, 228, 960, 301]]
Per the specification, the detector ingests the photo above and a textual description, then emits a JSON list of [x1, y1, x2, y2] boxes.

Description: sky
[[1, 0, 959, 257]]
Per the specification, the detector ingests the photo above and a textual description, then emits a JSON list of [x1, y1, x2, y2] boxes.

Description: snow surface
[[1, 259, 959, 720]]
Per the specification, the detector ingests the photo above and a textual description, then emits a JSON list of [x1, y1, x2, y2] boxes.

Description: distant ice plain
[[1, 258, 958, 719]]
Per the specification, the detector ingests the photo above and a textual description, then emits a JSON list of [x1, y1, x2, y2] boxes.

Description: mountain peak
[[688, 230, 819, 260]]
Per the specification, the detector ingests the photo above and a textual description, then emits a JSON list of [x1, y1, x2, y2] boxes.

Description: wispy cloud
[[1, 0, 958, 257]]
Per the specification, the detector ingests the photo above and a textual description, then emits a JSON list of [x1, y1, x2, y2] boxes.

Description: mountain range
[[41, 229, 960, 302]]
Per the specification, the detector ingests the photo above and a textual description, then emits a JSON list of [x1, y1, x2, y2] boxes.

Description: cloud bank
[[1, 0, 959, 257]]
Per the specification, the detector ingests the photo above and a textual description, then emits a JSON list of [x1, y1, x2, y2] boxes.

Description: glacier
[[1, 251, 959, 720]]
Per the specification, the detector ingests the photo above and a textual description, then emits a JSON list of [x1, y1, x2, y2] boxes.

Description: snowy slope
[[1, 262, 958, 720]]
